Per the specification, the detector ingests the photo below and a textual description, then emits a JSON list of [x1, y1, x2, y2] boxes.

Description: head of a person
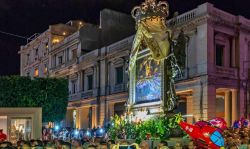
[[55, 139, 63, 148], [88, 145, 97, 149], [108, 140, 115, 145], [72, 139, 81, 147], [0, 129, 3, 134], [187, 141, 194, 149], [22, 142, 31, 149], [61, 141, 71, 149], [120, 140, 129, 145], [158, 141, 168, 149], [140, 141, 149, 149], [98, 141, 108, 149], [0, 141, 12, 148], [43, 128, 47, 134]]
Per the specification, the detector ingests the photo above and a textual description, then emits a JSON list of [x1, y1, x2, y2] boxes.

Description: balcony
[[52, 32, 79, 50], [79, 50, 98, 63], [81, 90, 93, 99], [167, 9, 197, 26], [215, 66, 238, 79], [50, 59, 77, 71], [111, 83, 127, 94], [69, 93, 81, 101], [107, 36, 134, 53]]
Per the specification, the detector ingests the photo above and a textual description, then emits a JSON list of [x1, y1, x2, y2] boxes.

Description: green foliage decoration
[[108, 114, 184, 143], [0, 76, 68, 122]]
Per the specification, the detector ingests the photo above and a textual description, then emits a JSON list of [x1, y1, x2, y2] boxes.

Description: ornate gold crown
[[131, 0, 169, 22]]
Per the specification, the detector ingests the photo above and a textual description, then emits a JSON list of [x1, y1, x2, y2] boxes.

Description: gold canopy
[[129, 0, 171, 72]]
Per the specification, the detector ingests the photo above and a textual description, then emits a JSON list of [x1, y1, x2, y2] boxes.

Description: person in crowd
[[0, 129, 7, 142], [157, 141, 169, 149], [22, 142, 31, 149], [72, 139, 82, 149], [83, 138, 91, 149], [54, 139, 63, 149], [61, 141, 71, 149], [139, 141, 149, 149], [107, 140, 115, 149], [0, 141, 12, 148], [98, 141, 108, 149], [42, 128, 49, 141], [174, 143, 182, 149], [44, 140, 56, 149], [88, 144, 97, 149]]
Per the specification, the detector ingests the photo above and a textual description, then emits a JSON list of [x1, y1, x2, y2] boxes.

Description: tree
[[0, 76, 68, 122]]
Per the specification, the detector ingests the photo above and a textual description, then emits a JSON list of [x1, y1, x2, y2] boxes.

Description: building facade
[[20, 3, 250, 128], [19, 9, 134, 128], [169, 2, 250, 125]]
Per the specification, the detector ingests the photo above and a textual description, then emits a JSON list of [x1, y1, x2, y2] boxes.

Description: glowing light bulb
[[100, 128, 104, 134], [55, 125, 59, 131], [86, 131, 90, 136], [74, 130, 79, 135]]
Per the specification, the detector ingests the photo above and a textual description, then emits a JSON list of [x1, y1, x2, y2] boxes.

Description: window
[[53, 55, 56, 67], [26, 54, 30, 65], [44, 64, 48, 74], [66, 48, 70, 61], [10, 118, 32, 142], [45, 42, 49, 49], [34, 68, 39, 77], [35, 49, 38, 56], [72, 49, 77, 59], [116, 66, 123, 84], [216, 44, 224, 66], [82, 71, 85, 91], [87, 75, 93, 90], [58, 56, 63, 65], [72, 80, 77, 94]]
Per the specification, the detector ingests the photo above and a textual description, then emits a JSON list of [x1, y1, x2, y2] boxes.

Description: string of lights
[[0, 30, 28, 40]]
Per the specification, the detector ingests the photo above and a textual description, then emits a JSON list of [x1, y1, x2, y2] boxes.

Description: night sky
[[0, 0, 249, 76]]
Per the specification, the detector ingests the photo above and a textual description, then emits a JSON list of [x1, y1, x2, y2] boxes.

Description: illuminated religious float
[[127, 0, 187, 120], [109, 1, 228, 147]]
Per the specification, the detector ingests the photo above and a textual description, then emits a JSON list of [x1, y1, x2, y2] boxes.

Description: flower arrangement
[[108, 114, 184, 143]]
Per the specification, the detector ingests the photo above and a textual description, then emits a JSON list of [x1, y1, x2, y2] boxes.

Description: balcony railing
[[215, 66, 238, 78], [69, 93, 81, 101], [50, 59, 77, 71], [107, 36, 134, 53], [79, 50, 98, 63], [52, 32, 79, 50], [111, 83, 127, 94], [81, 90, 93, 99]]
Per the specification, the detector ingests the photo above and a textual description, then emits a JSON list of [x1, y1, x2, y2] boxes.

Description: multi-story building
[[19, 9, 135, 128], [19, 20, 83, 77], [20, 3, 250, 128]]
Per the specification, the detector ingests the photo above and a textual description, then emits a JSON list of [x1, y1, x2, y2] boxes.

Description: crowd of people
[[0, 138, 172, 149], [42, 127, 107, 141], [2, 119, 250, 149]]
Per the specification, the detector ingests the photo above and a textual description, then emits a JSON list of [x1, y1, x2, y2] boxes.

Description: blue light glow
[[86, 131, 91, 136], [99, 128, 104, 133], [55, 125, 59, 131], [74, 130, 79, 135]]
